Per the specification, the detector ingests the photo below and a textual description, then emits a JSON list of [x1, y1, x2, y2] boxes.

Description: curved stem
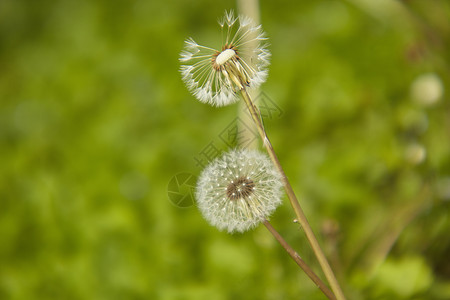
[[240, 88, 346, 300], [263, 220, 336, 300]]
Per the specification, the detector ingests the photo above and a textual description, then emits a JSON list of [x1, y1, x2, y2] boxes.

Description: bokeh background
[[1, 0, 450, 299]]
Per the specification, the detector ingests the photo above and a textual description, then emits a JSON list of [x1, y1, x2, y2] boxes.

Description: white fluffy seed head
[[195, 149, 283, 233], [179, 10, 271, 107]]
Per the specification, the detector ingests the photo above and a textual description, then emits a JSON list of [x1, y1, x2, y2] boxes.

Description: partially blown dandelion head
[[180, 11, 270, 107], [196, 149, 283, 233]]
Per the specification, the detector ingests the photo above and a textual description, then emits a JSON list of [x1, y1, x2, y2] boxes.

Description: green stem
[[240, 88, 346, 300], [263, 220, 336, 300]]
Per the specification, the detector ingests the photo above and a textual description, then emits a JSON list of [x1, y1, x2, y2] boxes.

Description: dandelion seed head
[[196, 149, 283, 233], [180, 10, 271, 107]]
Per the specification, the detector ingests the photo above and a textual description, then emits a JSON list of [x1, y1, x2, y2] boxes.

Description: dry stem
[[263, 220, 336, 300], [240, 88, 346, 300]]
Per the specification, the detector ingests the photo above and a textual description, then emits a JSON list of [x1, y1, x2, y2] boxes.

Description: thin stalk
[[263, 220, 336, 300], [240, 88, 346, 300]]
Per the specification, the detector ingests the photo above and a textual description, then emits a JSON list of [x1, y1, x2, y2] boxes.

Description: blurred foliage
[[0, 0, 449, 299]]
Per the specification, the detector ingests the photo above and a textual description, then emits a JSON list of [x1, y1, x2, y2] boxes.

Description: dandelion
[[410, 73, 444, 106], [180, 10, 270, 107], [196, 149, 283, 233]]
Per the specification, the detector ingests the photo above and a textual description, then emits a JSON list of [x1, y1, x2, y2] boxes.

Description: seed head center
[[226, 176, 255, 201], [215, 49, 236, 66]]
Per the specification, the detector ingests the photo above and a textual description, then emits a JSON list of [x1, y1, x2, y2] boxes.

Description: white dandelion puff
[[196, 149, 283, 233], [180, 10, 270, 107]]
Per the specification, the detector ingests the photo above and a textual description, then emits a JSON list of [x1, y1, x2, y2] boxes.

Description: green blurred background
[[1, 0, 450, 299]]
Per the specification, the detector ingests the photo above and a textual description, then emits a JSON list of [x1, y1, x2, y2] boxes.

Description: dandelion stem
[[240, 88, 346, 300], [263, 220, 336, 300]]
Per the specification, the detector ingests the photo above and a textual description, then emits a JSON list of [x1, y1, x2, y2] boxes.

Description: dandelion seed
[[180, 10, 270, 107], [196, 149, 283, 233]]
